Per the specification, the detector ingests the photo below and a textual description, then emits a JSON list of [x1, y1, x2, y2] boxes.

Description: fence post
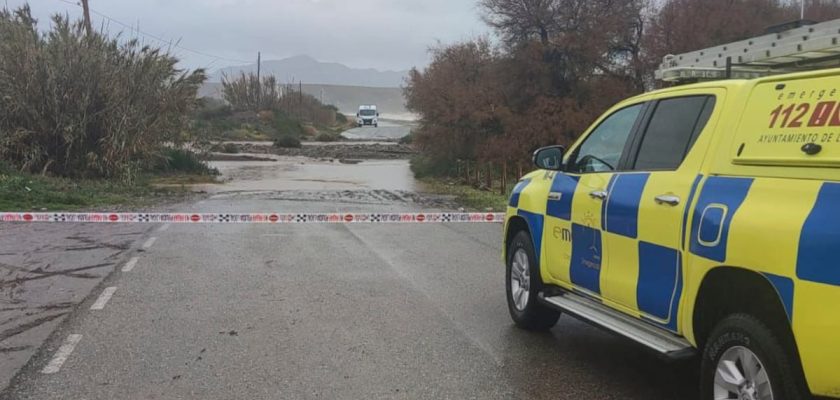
[[475, 163, 480, 186], [465, 160, 470, 184], [501, 160, 507, 195]]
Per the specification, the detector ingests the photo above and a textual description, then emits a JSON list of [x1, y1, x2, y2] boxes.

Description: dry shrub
[[303, 125, 318, 136], [257, 110, 275, 123]]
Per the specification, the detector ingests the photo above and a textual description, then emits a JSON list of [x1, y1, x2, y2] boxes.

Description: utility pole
[[801, 0, 806, 19], [80, 0, 92, 35]]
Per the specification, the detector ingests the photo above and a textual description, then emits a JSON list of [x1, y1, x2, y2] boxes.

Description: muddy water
[[195, 157, 418, 193], [218, 141, 401, 147], [341, 119, 414, 141]]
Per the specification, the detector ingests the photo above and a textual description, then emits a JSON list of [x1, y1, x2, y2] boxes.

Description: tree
[[799, 0, 840, 20], [479, 0, 563, 45], [404, 39, 503, 169], [480, 0, 651, 93], [645, 0, 785, 61]]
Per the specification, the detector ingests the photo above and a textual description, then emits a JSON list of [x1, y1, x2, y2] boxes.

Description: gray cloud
[[9, 0, 489, 71]]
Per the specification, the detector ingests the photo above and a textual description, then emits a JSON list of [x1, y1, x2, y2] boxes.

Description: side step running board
[[540, 292, 695, 359]]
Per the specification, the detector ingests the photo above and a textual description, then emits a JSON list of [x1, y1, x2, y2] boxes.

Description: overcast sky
[[8, 0, 489, 72]]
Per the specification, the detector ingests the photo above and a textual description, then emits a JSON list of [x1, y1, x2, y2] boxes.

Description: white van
[[356, 105, 378, 127]]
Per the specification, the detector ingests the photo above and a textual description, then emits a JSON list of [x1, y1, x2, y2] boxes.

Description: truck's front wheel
[[700, 314, 808, 400], [506, 230, 560, 330]]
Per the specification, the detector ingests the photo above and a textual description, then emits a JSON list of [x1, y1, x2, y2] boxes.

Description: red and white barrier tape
[[0, 212, 506, 224]]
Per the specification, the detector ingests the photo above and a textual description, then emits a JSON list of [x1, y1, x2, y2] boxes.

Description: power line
[[55, 0, 252, 65]]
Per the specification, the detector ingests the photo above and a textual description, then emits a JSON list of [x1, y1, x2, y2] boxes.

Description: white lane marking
[[41, 334, 83, 374], [142, 237, 157, 250], [158, 223, 171, 232], [121, 257, 140, 272], [90, 287, 118, 310]]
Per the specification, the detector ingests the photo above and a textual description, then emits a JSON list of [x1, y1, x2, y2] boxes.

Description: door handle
[[589, 190, 608, 200], [548, 192, 562, 201], [654, 194, 681, 206]]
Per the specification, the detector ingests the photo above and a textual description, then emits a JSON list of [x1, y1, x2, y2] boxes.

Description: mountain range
[[209, 55, 409, 88]]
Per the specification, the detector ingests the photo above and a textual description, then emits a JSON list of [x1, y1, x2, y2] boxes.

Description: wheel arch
[[692, 265, 812, 392], [693, 265, 812, 396], [692, 266, 796, 349], [504, 216, 531, 262]]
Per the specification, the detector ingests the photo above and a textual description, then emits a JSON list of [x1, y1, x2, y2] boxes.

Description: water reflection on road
[[341, 119, 414, 141], [196, 157, 418, 193]]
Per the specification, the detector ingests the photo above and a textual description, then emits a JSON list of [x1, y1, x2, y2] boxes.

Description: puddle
[[193, 157, 418, 193]]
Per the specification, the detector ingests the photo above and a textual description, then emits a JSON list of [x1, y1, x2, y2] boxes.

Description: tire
[[506, 230, 560, 330], [374, 123, 378, 128], [700, 314, 809, 400]]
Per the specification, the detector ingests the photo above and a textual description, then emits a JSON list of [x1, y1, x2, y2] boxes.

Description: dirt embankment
[[204, 143, 416, 161]]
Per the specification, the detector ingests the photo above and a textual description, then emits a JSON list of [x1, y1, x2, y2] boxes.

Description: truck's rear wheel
[[700, 314, 808, 400], [506, 230, 560, 330]]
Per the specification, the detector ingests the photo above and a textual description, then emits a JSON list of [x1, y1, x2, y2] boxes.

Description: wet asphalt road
[[1, 161, 699, 399], [0, 223, 151, 390]]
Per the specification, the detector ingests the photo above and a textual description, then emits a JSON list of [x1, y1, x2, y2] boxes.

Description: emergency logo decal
[[570, 223, 603, 295]]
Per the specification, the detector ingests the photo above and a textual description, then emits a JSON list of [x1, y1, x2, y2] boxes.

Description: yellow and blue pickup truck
[[504, 68, 840, 399]]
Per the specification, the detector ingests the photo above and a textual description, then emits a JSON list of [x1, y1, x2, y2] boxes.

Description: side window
[[568, 104, 643, 173], [632, 96, 715, 171]]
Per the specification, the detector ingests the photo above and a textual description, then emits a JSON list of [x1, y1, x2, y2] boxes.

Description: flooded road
[[341, 119, 413, 141], [198, 158, 418, 193]]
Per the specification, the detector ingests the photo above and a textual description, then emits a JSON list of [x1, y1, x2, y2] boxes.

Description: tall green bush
[[0, 5, 206, 179], [221, 72, 281, 112]]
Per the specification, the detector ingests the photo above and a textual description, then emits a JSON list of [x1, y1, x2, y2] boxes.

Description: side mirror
[[376, 112, 380, 117], [532, 145, 565, 171], [356, 113, 360, 117]]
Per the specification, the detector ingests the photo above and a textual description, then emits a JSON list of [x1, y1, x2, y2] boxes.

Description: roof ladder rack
[[655, 18, 840, 83]]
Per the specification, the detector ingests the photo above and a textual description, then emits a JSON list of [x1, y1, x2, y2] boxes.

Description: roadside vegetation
[[190, 73, 353, 147], [0, 6, 206, 181], [420, 178, 507, 211], [0, 163, 204, 211], [0, 5, 220, 210], [405, 0, 840, 203]]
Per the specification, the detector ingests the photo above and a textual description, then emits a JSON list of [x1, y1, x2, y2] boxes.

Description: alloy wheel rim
[[510, 248, 530, 311], [713, 345, 774, 400]]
